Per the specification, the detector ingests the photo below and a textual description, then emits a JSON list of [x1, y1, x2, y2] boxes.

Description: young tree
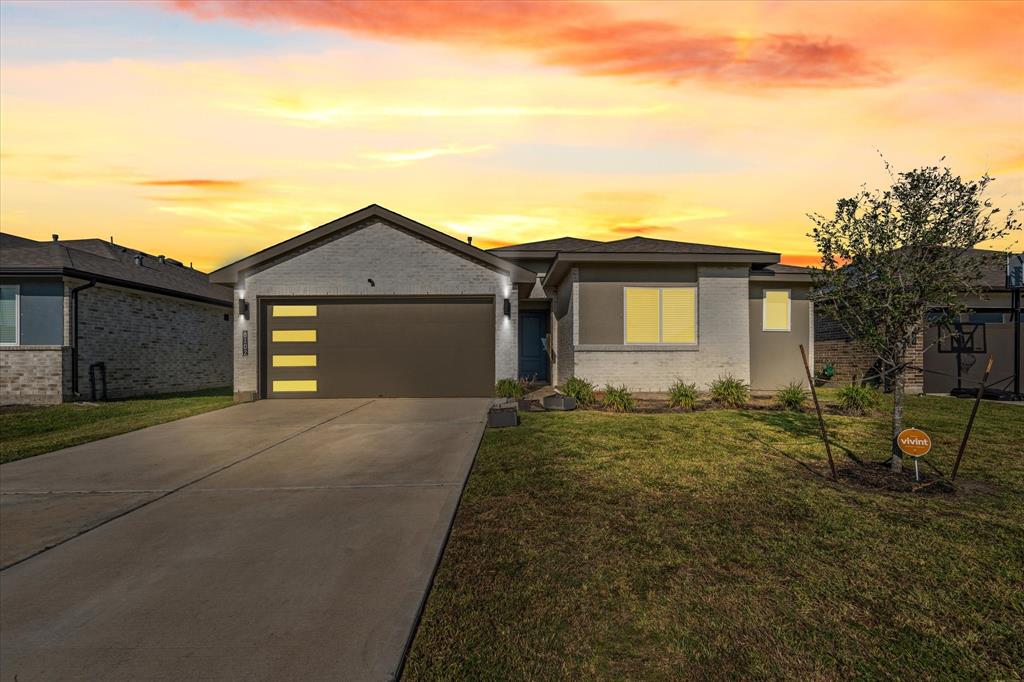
[[809, 161, 1020, 472]]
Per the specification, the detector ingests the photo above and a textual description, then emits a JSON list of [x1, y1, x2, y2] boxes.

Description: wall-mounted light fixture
[[238, 296, 250, 320], [503, 298, 511, 317]]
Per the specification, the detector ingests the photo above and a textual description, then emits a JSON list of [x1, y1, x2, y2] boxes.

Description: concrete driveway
[[0, 398, 489, 681]]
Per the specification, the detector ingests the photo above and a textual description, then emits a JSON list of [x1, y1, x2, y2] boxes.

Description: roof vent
[[158, 255, 166, 264], [52, 234, 59, 242], [467, 236, 473, 245], [133, 254, 144, 266]]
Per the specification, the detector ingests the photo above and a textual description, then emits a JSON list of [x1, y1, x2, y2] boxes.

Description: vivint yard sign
[[897, 429, 932, 457], [897, 428, 932, 481]]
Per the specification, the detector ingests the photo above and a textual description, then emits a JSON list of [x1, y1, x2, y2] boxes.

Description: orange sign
[[897, 428, 932, 457]]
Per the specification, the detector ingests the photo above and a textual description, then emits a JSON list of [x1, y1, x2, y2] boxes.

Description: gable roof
[[209, 204, 536, 285], [572, 236, 778, 256], [0, 232, 231, 306], [488, 237, 602, 255]]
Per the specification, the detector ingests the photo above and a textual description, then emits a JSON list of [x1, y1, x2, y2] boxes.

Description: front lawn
[[405, 395, 1023, 679], [0, 387, 234, 464]]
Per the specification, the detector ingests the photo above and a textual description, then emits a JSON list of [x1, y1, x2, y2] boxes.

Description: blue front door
[[518, 311, 549, 382]]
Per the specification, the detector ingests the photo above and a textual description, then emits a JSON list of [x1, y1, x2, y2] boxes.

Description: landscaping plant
[[668, 380, 699, 410], [810, 160, 1020, 471], [776, 382, 809, 411], [563, 376, 597, 407], [836, 384, 881, 415], [495, 377, 528, 400], [709, 375, 749, 407], [602, 385, 635, 412]]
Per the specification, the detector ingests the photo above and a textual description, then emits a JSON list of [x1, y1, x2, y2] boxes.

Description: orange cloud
[[169, 0, 888, 88], [136, 178, 246, 188]]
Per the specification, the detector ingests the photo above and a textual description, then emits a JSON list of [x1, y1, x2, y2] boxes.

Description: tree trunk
[[891, 369, 905, 473]]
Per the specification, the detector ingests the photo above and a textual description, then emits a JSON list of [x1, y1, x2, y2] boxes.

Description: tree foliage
[[809, 160, 1020, 470]]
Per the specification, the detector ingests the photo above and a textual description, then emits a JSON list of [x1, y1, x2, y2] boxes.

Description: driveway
[[0, 398, 490, 681]]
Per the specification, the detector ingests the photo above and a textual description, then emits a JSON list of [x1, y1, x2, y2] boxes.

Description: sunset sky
[[1, 0, 1021, 271]]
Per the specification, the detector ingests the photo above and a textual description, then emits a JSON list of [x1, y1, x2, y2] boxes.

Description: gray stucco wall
[[233, 220, 518, 397], [748, 282, 813, 391], [578, 264, 698, 345]]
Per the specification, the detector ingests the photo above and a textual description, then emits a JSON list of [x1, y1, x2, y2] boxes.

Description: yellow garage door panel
[[273, 379, 318, 393], [273, 305, 318, 317], [272, 329, 317, 343], [273, 355, 317, 367], [625, 288, 660, 344]]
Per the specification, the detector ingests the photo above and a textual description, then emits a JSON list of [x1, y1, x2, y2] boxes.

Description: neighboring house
[[814, 249, 1023, 395], [0, 232, 232, 404], [210, 204, 814, 400]]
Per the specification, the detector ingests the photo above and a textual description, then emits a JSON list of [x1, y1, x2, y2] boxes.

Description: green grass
[[0, 387, 234, 464], [405, 395, 1024, 680]]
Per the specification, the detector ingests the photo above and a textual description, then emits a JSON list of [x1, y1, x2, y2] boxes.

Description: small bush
[[563, 376, 597, 406], [495, 377, 527, 400], [776, 382, 809, 411], [709, 375, 749, 407], [668, 380, 699, 410], [602, 385, 635, 412], [836, 384, 880, 414]]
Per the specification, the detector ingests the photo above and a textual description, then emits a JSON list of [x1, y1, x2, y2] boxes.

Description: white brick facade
[[570, 265, 751, 391], [233, 221, 517, 396]]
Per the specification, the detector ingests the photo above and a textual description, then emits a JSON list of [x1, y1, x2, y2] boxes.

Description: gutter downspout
[[70, 280, 95, 397]]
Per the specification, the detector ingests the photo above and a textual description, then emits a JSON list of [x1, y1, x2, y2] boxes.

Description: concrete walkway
[[0, 398, 489, 681]]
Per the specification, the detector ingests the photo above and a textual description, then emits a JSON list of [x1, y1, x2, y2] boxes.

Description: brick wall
[[234, 220, 517, 396], [551, 268, 576, 385], [75, 283, 232, 399], [0, 347, 71, 404], [571, 265, 752, 392], [815, 338, 924, 392]]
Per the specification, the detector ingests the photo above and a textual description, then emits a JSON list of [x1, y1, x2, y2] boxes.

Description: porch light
[[503, 298, 511, 317], [238, 296, 250, 320]]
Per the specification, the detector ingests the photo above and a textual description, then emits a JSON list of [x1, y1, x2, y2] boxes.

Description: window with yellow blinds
[[662, 288, 696, 343], [624, 286, 697, 344], [762, 289, 791, 331]]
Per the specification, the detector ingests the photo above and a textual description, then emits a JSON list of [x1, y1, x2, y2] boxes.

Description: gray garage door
[[262, 297, 495, 398]]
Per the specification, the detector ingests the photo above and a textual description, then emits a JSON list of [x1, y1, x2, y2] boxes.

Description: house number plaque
[[242, 330, 249, 356]]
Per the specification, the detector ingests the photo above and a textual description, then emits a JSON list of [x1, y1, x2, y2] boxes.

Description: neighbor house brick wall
[[815, 338, 924, 393], [75, 283, 232, 399], [0, 346, 72, 404], [571, 265, 751, 392], [234, 220, 517, 397]]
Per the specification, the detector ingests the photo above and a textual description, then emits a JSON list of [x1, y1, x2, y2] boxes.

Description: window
[[624, 287, 696, 344], [272, 305, 317, 317], [0, 285, 18, 345], [272, 329, 317, 343], [763, 289, 791, 332], [272, 354, 317, 367], [272, 379, 318, 393], [967, 311, 1005, 324]]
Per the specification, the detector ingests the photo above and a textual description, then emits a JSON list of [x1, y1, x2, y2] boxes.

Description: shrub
[[602, 385, 635, 412], [668, 380, 699, 410], [775, 382, 809, 411], [709, 375, 749, 407], [836, 384, 880, 414], [495, 377, 527, 400], [563, 376, 597, 406]]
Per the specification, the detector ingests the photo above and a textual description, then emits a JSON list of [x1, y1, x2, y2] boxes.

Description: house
[[814, 249, 1023, 396], [209, 205, 814, 400], [0, 232, 232, 404]]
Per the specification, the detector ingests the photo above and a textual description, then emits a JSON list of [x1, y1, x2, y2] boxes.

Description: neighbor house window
[[0, 285, 18, 345], [624, 287, 697, 344], [763, 289, 791, 332]]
